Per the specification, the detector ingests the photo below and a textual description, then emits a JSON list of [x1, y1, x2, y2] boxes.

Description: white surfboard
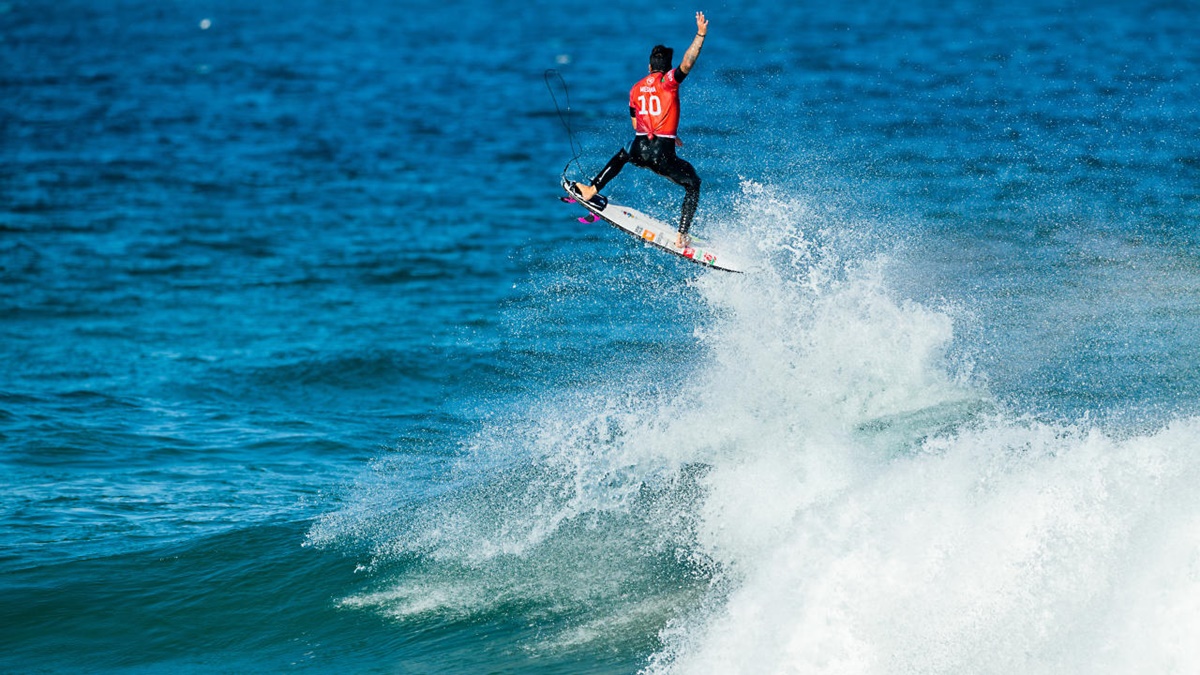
[[561, 178, 744, 273]]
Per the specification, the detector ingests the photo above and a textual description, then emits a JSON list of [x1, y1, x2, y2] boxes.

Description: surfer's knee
[[673, 159, 700, 191]]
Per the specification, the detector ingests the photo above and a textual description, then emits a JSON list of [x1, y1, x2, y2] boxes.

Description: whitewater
[[310, 181, 1200, 674]]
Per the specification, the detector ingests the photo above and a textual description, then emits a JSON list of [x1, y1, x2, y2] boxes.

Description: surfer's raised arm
[[678, 12, 708, 75]]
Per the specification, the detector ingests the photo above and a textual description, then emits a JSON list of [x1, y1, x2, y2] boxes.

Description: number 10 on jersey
[[637, 94, 662, 116]]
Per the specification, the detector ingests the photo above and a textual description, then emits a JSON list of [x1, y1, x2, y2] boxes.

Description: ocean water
[[4, 0, 1200, 672]]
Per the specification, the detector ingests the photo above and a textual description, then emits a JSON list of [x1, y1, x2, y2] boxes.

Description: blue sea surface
[[4, 1, 1200, 672]]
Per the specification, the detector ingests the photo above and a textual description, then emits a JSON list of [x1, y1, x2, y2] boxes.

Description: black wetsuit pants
[[589, 135, 701, 235]]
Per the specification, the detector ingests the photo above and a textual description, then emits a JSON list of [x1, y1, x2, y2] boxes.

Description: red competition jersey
[[629, 68, 685, 139]]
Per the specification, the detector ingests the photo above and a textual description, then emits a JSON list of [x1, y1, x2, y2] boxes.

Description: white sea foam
[[638, 182, 1200, 674], [317, 182, 1200, 672], [650, 417, 1200, 674]]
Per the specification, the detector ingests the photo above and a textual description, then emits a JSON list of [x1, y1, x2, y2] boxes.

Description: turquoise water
[[4, 0, 1200, 672]]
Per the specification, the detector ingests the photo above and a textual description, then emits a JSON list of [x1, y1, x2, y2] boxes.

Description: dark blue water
[[5, 1, 1200, 672]]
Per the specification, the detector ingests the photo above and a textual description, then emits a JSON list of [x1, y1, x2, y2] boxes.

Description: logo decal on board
[[703, 252, 717, 265], [682, 247, 695, 259], [642, 230, 656, 242]]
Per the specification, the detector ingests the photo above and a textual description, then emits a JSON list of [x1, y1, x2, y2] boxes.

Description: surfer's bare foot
[[574, 183, 598, 201], [675, 232, 691, 249]]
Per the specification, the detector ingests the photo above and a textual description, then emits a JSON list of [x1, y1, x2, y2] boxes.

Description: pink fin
[[578, 213, 599, 224], [559, 196, 578, 204]]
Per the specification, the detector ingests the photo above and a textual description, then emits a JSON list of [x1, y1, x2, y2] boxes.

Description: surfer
[[573, 11, 708, 249]]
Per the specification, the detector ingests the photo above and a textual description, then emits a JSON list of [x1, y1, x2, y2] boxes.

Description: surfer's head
[[649, 45, 673, 73]]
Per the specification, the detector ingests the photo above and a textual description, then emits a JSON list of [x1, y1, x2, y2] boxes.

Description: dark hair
[[649, 45, 673, 73]]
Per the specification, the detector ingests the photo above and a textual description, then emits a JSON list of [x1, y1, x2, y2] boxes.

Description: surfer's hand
[[695, 11, 708, 35], [675, 137, 683, 147]]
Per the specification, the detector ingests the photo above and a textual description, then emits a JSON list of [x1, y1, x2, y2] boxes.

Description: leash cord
[[544, 69, 583, 180]]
